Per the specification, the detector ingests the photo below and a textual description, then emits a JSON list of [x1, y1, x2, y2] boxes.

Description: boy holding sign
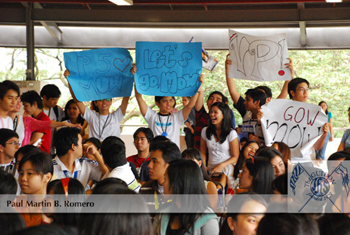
[[133, 66, 202, 149], [287, 78, 329, 158], [64, 70, 130, 142]]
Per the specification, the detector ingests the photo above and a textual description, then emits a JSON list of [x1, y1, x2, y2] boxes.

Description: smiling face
[[209, 105, 224, 126], [243, 143, 259, 160], [0, 89, 18, 113], [66, 102, 80, 120], [227, 200, 266, 235], [156, 97, 175, 114], [94, 99, 112, 114], [270, 156, 285, 177], [290, 82, 309, 102], [207, 93, 223, 110], [320, 102, 327, 112], [19, 161, 51, 195]]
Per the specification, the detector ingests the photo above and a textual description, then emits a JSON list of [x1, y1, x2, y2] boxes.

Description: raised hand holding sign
[[64, 48, 133, 102]]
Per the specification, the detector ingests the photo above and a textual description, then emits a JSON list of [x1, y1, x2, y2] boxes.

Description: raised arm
[[132, 65, 148, 117], [119, 97, 130, 115], [195, 81, 204, 112], [277, 58, 293, 99], [184, 75, 203, 118], [225, 54, 240, 105], [64, 69, 86, 115], [83, 142, 109, 178]]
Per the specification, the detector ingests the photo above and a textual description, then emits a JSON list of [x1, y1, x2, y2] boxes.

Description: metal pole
[[26, 3, 35, 81]]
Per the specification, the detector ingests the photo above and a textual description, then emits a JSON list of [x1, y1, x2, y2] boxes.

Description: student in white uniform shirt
[[64, 69, 130, 142], [133, 65, 202, 149], [51, 127, 108, 188]]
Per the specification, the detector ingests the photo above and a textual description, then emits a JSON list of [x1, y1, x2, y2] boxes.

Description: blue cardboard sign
[[63, 48, 133, 102], [135, 41, 202, 97]]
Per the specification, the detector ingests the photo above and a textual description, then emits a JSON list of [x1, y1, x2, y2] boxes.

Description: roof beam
[[33, 2, 62, 44]]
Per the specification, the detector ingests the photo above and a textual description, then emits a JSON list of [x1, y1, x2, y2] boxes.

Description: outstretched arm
[[64, 69, 86, 115], [195, 80, 204, 112], [225, 54, 240, 105], [119, 97, 130, 115], [277, 58, 293, 99], [183, 75, 203, 119], [132, 65, 148, 117]]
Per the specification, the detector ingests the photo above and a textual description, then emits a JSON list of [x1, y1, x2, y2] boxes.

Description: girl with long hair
[[153, 159, 219, 235], [239, 157, 275, 194], [200, 102, 239, 174]]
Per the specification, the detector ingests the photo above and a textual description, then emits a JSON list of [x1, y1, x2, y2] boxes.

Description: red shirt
[[35, 111, 51, 154], [127, 154, 150, 168]]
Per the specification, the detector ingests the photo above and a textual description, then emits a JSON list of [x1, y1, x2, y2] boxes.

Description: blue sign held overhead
[[64, 48, 134, 102], [135, 41, 202, 97]]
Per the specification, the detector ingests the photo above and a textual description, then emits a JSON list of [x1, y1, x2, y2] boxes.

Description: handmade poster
[[64, 48, 133, 102], [135, 41, 202, 97], [261, 99, 327, 162], [228, 30, 291, 81], [189, 36, 219, 71]]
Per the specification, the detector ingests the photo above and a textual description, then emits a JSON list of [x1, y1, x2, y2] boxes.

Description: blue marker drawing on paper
[[135, 41, 202, 97], [64, 48, 134, 102]]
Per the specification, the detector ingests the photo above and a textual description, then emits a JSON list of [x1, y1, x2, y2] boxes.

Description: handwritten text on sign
[[261, 99, 327, 161], [135, 41, 202, 97], [228, 30, 291, 81], [64, 48, 133, 102]]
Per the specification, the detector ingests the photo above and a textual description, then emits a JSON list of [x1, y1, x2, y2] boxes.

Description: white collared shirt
[[52, 156, 102, 187]]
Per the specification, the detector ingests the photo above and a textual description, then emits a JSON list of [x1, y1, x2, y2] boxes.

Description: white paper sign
[[228, 30, 291, 81], [260, 99, 327, 162]]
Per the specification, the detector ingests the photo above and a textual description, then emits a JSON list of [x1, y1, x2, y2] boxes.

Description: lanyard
[[99, 113, 110, 139], [158, 113, 170, 137], [13, 115, 18, 131]]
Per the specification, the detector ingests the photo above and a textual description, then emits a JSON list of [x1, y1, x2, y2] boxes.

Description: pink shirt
[[21, 116, 51, 146]]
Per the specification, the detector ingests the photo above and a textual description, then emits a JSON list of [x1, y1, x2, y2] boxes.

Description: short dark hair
[[149, 136, 170, 151], [257, 214, 319, 235], [0, 80, 20, 100], [18, 151, 53, 176], [0, 129, 19, 147], [133, 127, 154, 143], [14, 145, 41, 162], [20, 90, 43, 109], [54, 127, 81, 157], [245, 88, 266, 107], [84, 137, 101, 151], [256, 85, 272, 99], [207, 91, 228, 104], [101, 136, 127, 169], [256, 147, 284, 162], [92, 178, 128, 194], [40, 84, 61, 99], [150, 141, 181, 163], [0, 170, 17, 194], [288, 77, 310, 99]]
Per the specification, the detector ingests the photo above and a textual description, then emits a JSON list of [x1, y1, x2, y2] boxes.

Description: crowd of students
[[0, 54, 349, 234]]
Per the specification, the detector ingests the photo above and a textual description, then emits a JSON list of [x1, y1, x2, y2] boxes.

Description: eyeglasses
[[6, 142, 20, 146], [296, 88, 309, 92], [101, 98, 112, 102]]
